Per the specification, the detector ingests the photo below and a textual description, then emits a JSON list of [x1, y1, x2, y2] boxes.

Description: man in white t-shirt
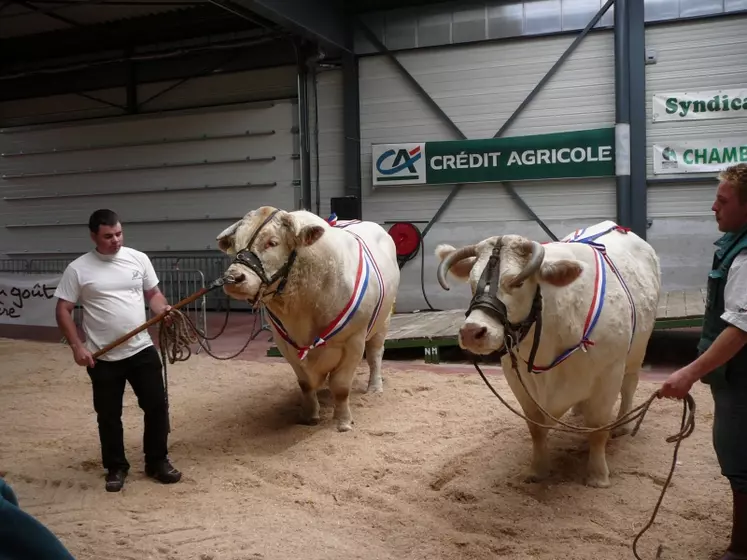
[[55, 209, 182, 492]]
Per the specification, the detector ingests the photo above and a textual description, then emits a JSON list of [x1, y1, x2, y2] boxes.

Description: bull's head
[[435, 235, 583, 355], [215, 206, 325, 304]]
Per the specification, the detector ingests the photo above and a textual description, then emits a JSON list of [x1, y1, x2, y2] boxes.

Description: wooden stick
[[92, 286, 211, 359]]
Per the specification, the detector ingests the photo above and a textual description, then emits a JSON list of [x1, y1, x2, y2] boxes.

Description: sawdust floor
[[0, 337, 733, 560]]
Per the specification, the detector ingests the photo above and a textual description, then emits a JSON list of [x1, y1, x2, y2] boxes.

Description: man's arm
[[55, 299, 82, 348], [53, 266, 94, 367], [660, 251, 747, 398], [675, 325, 747, 383], [55, 299, 94, 367], [144, 286, 171, 316], [140, 254, 171, 319]]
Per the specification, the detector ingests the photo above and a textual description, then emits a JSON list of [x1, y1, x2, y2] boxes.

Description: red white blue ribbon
[[530, 221, 636, 373], [264, 213, 385, 360]]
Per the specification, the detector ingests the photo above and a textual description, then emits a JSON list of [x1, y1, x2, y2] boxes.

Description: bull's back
[[597, 230, 661, 331], [340, 221, 399, 275]]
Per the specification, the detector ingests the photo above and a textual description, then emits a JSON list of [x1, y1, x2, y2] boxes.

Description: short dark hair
[[88, 209, 120, 233]]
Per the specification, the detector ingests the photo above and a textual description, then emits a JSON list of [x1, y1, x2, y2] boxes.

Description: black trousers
[[711, 384, 747, 493], [86, 345, 169, 472]]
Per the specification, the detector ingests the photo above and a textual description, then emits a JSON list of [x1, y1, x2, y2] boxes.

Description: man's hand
[[659, 367, 696, 399], [161, 305, 174, 327], [72, 344, 95, 368]]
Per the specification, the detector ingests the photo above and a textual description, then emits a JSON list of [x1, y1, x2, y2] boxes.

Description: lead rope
[[155, 298, 265, 433], [472, 327, 696, 559]]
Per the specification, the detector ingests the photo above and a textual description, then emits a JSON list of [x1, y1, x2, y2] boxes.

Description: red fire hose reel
[[387, 222, 422, 269]]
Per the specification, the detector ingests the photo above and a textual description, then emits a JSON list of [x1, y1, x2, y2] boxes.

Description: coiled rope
[[155, 302, 265, 432]]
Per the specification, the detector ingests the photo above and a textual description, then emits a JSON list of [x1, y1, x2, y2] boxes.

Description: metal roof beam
[[208, 0, 350, 53]]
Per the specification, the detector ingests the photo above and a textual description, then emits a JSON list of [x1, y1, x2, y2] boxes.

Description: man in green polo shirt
[[660, 163, 747, 560]]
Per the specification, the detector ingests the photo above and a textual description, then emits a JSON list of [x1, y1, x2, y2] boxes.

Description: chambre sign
[[0, 273, 61, 327]]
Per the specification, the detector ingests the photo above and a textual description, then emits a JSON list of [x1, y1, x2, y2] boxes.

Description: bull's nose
[[231, 273, 246, 283], [459, 322, 487, 345]]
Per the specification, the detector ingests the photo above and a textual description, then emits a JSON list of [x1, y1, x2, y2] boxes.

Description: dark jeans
[[711, 384, 747, 493], [86, 345, 169, 472]]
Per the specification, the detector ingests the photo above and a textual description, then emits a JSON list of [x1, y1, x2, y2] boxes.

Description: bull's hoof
[[585, 474, 611, 488], [611, 425, 631, 439], [522, 469, 548, 484], [366, 384, 383, 394], [298, 416, 320, 426], [336, 420, 354, 432]]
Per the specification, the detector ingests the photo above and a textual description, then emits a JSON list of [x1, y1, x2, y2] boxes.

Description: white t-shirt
[[54, 246, 159, 362], [722, 249, 747, 333]]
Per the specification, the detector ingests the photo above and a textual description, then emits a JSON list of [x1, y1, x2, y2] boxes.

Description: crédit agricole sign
[[371, 127, 616, 187]]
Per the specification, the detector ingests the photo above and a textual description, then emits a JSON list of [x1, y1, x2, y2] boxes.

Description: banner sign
[[652, 89, 747, 122], [372, 127, 616, 187], [0, 272, 61, 327], [652, 139, 747, 175]]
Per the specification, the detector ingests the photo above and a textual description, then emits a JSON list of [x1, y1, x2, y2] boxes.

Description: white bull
[[435, 221, 661, 488], [216, 206, 400, 432]]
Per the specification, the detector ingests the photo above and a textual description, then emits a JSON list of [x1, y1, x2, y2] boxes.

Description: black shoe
[[105, 469, 127, 492], [145, 459, 182, 484]]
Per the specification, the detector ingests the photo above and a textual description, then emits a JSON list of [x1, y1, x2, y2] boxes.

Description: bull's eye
[[265, 239, 278, 249]]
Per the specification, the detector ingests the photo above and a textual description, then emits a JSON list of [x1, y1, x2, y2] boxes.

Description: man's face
[[91, 223, 123, 254], [712, 180, 747, 233]]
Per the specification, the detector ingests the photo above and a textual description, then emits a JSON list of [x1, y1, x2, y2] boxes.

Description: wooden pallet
[[266, 289, 706, 363], [655, 288, 706, 329]]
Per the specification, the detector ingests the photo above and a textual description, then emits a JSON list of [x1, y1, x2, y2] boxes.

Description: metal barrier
[[1, 256, 269, 341], [152, 268, 209, 354]]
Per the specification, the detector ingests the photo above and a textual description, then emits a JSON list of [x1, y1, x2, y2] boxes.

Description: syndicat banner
[[652, 89, 747, 122], [371, 127, 616, 187]]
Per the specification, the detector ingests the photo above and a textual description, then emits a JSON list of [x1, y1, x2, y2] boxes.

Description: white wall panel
[[645, 15, 747, 182], [359, 29, 616, 227], [0, 66, 300, 257], [308, 68, 346, 219], [358, 30, 616, 311], [645, 15, 747, 293]]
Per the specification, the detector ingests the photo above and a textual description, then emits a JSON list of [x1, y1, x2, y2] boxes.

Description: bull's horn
[[510, 240, 545, 287], [216, 219, 241, 241], [436, 245, 478, 291]]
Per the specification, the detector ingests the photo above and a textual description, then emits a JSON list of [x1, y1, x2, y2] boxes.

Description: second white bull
[[435, 221, 661, 488]]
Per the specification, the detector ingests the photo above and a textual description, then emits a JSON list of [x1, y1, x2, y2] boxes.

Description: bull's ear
[[280, 213, 324, 247], [216, 220, 242, 254], [298, 225, 325, 247], [435, 244, 476, 281], [538, 259, 583, 287]]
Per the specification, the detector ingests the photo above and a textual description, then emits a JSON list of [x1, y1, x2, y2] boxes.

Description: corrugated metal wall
[[645, 14, 747, 292], [357, 30, 616, 311], [308, 67, 347, 219], [0, 66, 300, 260]]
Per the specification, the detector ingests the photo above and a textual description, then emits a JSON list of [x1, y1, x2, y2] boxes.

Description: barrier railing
[[0, 262, 209, 351], [1, 256, 268, 337], [151, 268, 209, 354]]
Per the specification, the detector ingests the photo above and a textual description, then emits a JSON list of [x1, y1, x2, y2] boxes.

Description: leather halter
[[231, 209, 297, 298], [466, 243, 543, 363]]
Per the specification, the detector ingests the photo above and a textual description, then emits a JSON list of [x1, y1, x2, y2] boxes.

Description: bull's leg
[[583, 386, 619, 488], [364, 331, 386, 394], [612, 370, 640, 438], [287, 362, 321, 426], [329, 365, 357, 432], [524, 419, 551, 483]]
